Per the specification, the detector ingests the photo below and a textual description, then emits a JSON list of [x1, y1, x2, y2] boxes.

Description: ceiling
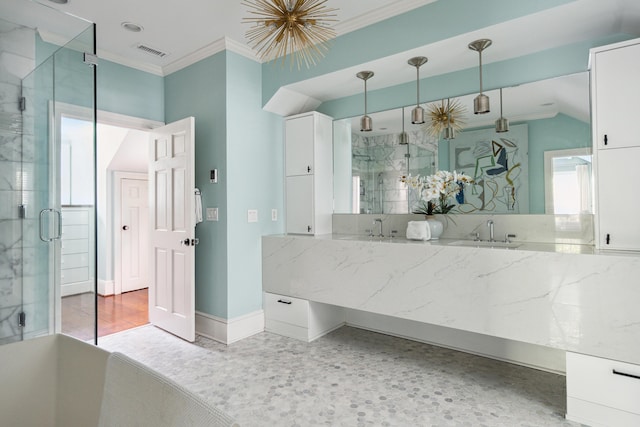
[[23, 0, 435, 75], [6, 0, 640, 112]]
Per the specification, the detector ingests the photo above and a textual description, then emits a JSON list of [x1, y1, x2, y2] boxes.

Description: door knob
[[180, 238, 191, 246], [122, 225, 129, 230]]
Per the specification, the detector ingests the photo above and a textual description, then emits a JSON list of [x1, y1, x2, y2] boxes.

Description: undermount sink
[[448, 240, 521, 249]]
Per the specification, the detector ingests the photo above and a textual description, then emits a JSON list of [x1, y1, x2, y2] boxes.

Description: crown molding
[[162, 36, 259, 76], [334, 0, 437, 36], [96, 49, 164, 76]]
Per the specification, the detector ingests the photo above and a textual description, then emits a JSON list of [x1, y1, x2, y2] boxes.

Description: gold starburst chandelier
[[243, 0, 338, 69], [425, 98, 467, 139]]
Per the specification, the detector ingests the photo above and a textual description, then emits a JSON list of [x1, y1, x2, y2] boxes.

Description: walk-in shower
[[0, 0, 96, 345]]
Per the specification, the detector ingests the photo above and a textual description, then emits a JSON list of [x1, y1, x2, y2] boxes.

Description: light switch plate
[[247, 209, 258, 223], [271, 209, 277, 221], [206, 207, 218, 221]]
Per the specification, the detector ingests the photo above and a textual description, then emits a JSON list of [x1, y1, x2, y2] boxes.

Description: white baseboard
[[196, 310, 264, 345], [61, 281, 93, 297], [97, 280, 114, 296], [345, 308, 566, 374]]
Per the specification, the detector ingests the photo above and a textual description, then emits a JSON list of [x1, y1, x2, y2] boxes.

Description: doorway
[[58, 108, 161, 340]]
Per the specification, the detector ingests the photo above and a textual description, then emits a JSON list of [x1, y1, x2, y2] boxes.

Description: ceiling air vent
[[135, 44, 168, 58]]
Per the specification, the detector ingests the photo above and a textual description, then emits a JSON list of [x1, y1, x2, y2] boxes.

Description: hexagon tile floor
[[98, 325, 581, 427]]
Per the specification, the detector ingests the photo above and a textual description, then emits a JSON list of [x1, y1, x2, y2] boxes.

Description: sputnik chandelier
[[243, 0, 338, 69], [425, 98, 466, 139]]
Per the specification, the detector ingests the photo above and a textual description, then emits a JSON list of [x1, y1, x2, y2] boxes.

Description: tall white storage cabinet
[[284, 111, 333, 235], [591, 38, 640, 251]]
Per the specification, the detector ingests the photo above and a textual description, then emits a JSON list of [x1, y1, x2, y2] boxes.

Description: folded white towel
[[406, 220, 431, 241], [194, 188, 203, 224]]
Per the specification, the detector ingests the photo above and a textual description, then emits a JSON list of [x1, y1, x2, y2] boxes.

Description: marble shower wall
[[0, 19, 35, 345], [352, 130, 437, 214]]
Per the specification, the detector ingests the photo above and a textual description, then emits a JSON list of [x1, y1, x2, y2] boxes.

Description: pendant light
[[399, 107, 408, 145], [356, 71, 374, 132], [443, 98, 456, 140], [468, 39, 492, 114], [495, 88, 510, 133], [408, 56, 428, 124]]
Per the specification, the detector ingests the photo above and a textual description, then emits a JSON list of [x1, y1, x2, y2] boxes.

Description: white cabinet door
[[596, 147, 640, 250], [285, 114, 314, 176], [286, 175, 314, 234], [593, 42, 640, 149]]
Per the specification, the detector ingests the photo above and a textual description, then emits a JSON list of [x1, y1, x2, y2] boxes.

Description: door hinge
[[606, 233, 610, 245], [18, 97, 26, 112], [307, 225, 312, 233], [83, 52, 98, 66], [18, 312, 26, 328], [18, 204, 26, 219]]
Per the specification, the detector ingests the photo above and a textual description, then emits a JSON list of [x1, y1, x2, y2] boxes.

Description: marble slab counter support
[[262, 234, 640, 365]]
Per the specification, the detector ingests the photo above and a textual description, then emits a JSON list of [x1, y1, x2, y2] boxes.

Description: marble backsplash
[[333, 213, 595, 245]]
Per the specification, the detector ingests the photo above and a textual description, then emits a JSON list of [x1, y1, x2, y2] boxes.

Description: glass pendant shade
[[443, 126, 456, 140], [361, 115, 372, 132], [443, 98, 456, 140], [356, 71, 374, 132], [408, 56, 428, 124], [411, 106, 424, 125], [469, 39, 492, 115], [495, 87, 509, 132], [399, 107, 409, 144], [474, 94, 490, 115]]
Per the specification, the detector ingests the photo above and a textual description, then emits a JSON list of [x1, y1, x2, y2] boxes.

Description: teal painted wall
[[438, 113, 590, 214], [164, 51, 283, 319], [97, 60, 164, 122], [165, 52, 230, 318], [261, 0, 577, 104], [226, 52, 283, 318]]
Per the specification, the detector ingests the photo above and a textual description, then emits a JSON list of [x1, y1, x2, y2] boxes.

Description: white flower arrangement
[[400, 170, 473, 214]]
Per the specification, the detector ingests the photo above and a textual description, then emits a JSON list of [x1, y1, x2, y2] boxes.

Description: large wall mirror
[[333, 72, 592, 215]]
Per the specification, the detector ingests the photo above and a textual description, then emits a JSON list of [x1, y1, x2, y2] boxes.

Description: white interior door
[[148, 117, 196, 342], [121, 177, 149, 293]]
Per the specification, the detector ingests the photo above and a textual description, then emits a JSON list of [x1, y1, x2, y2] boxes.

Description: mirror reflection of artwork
[[449, 124, 529, 213]]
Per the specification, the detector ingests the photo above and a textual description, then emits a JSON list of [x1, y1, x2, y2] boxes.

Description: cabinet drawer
[[62, 238, 88, 255], [567, 352, 640, 415], [61, 267, 89, 284], [264, 292, 309, 328], [62, 253, 89, 269]]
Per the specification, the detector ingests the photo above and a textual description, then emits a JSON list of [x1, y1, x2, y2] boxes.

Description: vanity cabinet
[[591, 39, 640, 150], [284, 111, 333, 235], [263, 292, 344, 342], [591, 38, 640, 250], [566, 352, 640, 426]]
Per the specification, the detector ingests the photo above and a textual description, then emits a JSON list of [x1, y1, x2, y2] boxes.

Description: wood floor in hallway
[[62, 288, 149, 341]]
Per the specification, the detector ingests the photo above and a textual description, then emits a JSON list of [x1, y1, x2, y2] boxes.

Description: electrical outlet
[[206, 207, 218, 221], [271, 209, 278, 221], [247, 209, 258, 223]]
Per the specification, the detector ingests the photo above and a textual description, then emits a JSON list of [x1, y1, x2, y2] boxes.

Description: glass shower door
[[18, 25, 97, 343]]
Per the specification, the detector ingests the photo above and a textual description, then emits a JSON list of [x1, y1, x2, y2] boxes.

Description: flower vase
[[425, 216, 444, 240]]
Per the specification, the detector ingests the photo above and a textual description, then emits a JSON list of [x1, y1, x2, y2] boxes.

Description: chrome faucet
[[373, 218, 384, 237], [487, 220, 495, 242]]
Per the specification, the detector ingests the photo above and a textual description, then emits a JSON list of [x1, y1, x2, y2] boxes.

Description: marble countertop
[[263, 233, 640, 365], [322, 234, 599, 255]]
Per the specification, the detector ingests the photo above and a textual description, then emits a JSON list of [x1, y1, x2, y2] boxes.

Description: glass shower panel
[[54, 25, 97, 342], [0, 7, 95, 345], [19, 55, 57, 342]]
